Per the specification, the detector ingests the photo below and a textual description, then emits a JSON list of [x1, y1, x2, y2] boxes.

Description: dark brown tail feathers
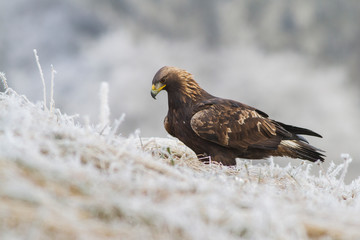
[[277, 121, 323, 138], [278, 140, 325, 162]]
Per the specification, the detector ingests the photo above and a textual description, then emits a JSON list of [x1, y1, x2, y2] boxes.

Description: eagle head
[[151, 66, 185, 99], [151, 66, 206, 101], [151, 66, 170, 99]]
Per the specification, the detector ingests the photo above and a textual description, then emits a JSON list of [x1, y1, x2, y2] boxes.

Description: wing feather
[[190, 99, 283, 150]]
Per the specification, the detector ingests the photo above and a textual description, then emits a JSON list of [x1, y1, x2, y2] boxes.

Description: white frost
[[0, 89, 359, 240]]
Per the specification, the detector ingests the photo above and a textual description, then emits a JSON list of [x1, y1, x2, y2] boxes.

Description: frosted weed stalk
[[33, 49, 57, 113], [33, 49, 47, 110], [99, 81, 110, 131], [0, 72, 9, 90], [50, 64, 57, 112]]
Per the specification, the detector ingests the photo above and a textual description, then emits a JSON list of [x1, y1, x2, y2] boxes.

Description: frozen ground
[[0, 86, 360, 240]]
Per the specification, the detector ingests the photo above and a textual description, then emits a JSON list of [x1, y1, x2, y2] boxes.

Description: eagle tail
[[278, 140, 325, 162], [276, 121, 323, 138]]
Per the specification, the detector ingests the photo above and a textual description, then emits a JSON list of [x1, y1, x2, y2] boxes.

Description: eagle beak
[[151, 89, 157, 99], [151, 83, 166, 99]]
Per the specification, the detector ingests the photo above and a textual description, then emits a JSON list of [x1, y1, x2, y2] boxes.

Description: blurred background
[[1, 0, 359, 180]]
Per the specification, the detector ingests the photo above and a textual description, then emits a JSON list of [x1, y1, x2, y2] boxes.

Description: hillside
[[0, 88, 359, 240]]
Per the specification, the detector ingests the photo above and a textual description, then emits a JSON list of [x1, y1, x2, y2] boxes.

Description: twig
[[33, 49, 47, 111], [337, 154, 352, 192], [139, 135, 144, 151], [244, 162, 251, 183], [198, 154, 212, 164], [268, 157, 274, 177], [287, 171, 301, 187], [258, 168, 262, 184], [107, 113, 125, 140], [50, 64, 57, 113], [0, 72, 8, 90], [99, 82, 110, 128], [99, 123, 109, 135]]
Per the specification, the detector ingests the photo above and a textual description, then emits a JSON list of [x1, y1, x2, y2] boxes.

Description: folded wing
[[190, 99, 290, 150]]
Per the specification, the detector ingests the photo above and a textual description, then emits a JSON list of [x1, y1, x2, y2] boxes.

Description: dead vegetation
[[0, 89, 359, 240]]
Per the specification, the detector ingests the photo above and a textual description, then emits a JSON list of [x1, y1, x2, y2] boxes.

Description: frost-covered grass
[[0, 88, 360, 240]]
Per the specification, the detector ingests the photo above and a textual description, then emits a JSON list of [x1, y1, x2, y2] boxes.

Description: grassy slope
[[0, 89, 359, 240]]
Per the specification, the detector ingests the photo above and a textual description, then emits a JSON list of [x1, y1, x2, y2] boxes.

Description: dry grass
[[0, 89, 359, 240]]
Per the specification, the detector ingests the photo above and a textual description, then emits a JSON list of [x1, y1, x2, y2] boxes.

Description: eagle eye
[[160, 77, 167, 84]]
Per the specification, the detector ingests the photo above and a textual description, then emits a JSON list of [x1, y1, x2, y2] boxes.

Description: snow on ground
[[0, 88, 360, 240]]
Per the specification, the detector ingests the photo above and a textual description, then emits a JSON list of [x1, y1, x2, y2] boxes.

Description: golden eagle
[[151, 66, 324, 165]]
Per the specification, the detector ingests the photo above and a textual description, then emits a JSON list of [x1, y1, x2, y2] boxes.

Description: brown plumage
[[151, 66, 325, 165]]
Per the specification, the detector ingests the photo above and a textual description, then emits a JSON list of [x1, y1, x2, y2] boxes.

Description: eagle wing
[[190, 99, 290, 150]]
